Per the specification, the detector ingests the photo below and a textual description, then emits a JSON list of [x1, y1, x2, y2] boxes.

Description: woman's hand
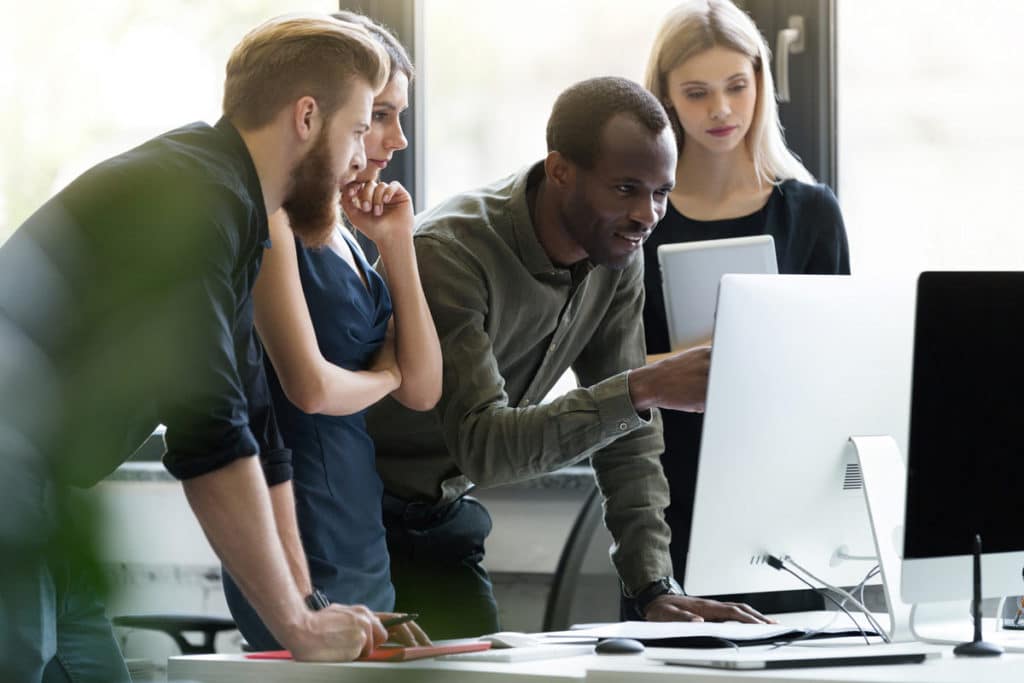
[[343, 179, 413, 246]]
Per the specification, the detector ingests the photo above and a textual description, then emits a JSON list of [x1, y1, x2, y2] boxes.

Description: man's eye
[[616, 185, 634, 194]]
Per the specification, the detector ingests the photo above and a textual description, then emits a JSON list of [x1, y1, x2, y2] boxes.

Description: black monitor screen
[[904, 272, 1024, 559]]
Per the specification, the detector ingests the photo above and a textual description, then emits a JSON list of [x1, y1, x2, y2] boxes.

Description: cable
[[765, 555, 871, 645], [782, 555, 890, 642], [857, 566, 881, 619], [770, 564, 881, 650], [778, 556, 888, 643]]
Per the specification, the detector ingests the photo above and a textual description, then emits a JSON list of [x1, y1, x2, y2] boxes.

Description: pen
[[381, 613, 419, 629]]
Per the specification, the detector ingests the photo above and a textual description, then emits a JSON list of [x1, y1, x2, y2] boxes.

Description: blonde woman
[[642, 0, 849, 613]]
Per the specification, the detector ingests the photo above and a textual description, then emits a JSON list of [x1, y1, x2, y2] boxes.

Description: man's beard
[[282, 129, 340, 249]]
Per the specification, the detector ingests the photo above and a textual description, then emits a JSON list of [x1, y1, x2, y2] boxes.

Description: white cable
[[770, 563, 881, 650], [783, 555, 890, 642]]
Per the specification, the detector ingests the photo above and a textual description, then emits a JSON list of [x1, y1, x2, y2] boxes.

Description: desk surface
[[588, 646, 1024, 683], [169, 646, 1024, 683], [167, 651, 592, 683]]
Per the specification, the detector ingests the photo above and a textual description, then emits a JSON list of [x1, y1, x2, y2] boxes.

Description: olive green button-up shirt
[[367, 162, 671, 593]]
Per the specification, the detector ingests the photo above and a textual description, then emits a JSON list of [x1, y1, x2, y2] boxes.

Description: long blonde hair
[[644, 0, 813, 185]]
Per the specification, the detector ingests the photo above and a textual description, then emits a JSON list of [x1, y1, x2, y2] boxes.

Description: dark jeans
[[382, 493, 500, 639], [0, 474, 129, 683]]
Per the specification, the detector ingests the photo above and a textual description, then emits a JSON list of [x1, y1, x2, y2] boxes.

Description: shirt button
[[618, 421, 629, 431], [550, 342, 558, 351]]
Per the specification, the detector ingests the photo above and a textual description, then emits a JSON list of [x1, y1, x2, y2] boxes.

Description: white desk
[[171, 647, 1024, 683], [586, 646, 1024, 683], [167, 652, 592, 682]]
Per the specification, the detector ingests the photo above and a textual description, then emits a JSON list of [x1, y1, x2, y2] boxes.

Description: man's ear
[[544, 150, 575, 191], [291, 96, 320, 142]]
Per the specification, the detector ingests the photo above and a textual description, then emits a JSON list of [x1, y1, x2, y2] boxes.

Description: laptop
[[657, 235, 777, 350], [649, 642, 943, 670]]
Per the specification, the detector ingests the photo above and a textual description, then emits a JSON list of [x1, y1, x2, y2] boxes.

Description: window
[[837, 1, 1024, 273], [0, 1, 337, 245], [421, 0, 680, 210]]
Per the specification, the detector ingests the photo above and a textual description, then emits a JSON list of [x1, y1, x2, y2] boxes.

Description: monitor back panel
[[684, 274, 916, 596]]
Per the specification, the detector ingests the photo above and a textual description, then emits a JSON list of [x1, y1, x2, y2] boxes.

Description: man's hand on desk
[[287, 604, 388, 661], [377, 612, 432, 647], [645, 595, 775, 624]]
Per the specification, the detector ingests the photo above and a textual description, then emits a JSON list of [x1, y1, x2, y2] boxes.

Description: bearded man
[[0, 14, 396, 681]]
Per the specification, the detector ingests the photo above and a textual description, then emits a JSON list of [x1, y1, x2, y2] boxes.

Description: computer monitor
[[901, 271, 1024, 603], [684, 274, 917, 597]]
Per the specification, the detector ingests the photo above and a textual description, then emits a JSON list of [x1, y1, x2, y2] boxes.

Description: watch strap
[[305, 587, 331, 611], [629, 576, 683, 619]]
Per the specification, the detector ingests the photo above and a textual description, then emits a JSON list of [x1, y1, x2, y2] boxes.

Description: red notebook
[[246, 641, 491, 662]]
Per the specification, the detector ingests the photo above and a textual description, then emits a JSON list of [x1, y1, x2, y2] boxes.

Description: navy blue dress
[[224, 229, 394, 649]]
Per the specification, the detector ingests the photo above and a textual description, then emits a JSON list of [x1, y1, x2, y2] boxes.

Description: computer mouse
[[594, 637, 645, 655]]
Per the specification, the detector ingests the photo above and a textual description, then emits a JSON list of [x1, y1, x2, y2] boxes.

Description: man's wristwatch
[[305, 587, 330, 611], [629, 576, 684, 619]]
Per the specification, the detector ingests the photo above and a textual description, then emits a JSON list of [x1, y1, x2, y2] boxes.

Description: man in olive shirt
[[367, 77, 769, 637]]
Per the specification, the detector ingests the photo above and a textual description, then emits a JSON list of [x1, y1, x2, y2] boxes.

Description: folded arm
[[252, 211, 400, 417], [347, 180, 442, 411]]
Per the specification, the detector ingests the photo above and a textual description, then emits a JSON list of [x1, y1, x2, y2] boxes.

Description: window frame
[[741, 0, 838, 191]]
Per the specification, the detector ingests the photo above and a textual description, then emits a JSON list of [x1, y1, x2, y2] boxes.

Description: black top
[[0, 118, 290, 489], [641, 179, 849, 608], [644, 179, 850, 354]]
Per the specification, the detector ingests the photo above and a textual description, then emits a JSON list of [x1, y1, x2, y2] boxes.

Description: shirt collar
[[215, 116, 270, 247], [505, 160, 597, 280]]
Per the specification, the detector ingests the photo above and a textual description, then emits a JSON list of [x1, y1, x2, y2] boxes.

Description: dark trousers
[[382, 493, 500, 639]]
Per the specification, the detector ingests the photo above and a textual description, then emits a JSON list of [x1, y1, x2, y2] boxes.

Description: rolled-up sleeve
[[160, 213, 262, 480]]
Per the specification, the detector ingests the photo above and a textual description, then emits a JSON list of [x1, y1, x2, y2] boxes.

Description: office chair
[[113, 613, 236, 656], [117, 430, 236, 655], [542, 484, 610, 631]]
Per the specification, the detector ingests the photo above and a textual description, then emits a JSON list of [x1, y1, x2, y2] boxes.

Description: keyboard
[[437, 644, 595, 662]]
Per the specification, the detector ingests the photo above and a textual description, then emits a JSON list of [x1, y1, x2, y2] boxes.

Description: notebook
[[547, 620, 879, 648]]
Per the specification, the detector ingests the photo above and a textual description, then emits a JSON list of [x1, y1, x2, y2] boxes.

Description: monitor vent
[[843, 463, 864, 491]]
